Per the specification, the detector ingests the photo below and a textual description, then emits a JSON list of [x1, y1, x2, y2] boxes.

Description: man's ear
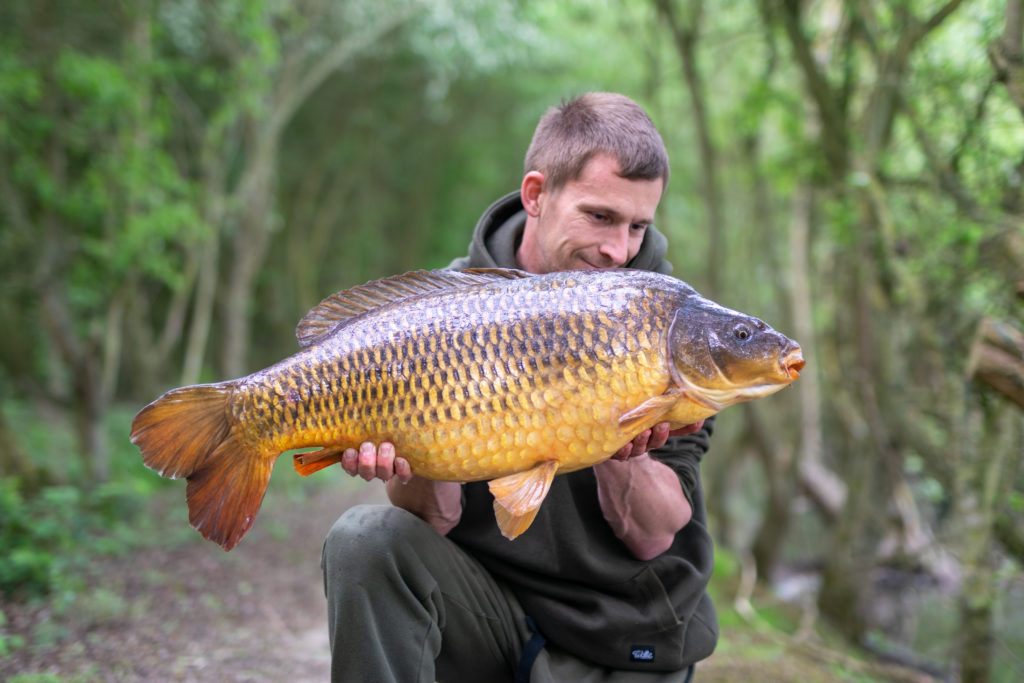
[[521, 171, 546, 217]]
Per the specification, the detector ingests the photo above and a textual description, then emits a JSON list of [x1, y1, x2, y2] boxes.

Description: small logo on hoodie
[[630, 645, 655, 662]]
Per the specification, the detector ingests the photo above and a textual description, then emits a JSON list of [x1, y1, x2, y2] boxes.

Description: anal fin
[[488, 460, 558, 539], [493, 501, 542, 541]]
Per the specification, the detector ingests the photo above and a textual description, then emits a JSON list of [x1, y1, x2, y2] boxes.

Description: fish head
[[667, 298, 804, 410]]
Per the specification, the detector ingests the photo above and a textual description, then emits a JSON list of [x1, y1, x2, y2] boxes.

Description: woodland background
[[1, 1, 1023, 681]]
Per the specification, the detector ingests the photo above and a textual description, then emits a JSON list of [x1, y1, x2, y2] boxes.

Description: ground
[[0, 477, 377, 682], [1, 475, 939, 682]]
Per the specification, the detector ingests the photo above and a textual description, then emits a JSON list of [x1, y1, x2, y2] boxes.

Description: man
[[322, 92, 718, 682]]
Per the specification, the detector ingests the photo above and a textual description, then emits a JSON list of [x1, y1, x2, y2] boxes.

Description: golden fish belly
[[236, 275, 678, 480]]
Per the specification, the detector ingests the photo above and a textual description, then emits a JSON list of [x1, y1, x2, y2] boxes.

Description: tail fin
[[130, 382, 273, 551]]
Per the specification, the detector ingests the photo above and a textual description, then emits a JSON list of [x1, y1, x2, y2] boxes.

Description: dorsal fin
[[295, 268, 533, 347]]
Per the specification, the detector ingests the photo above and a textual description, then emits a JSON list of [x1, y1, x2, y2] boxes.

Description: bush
[[0, 400, 191, 599], [0, 479, 84, 598]]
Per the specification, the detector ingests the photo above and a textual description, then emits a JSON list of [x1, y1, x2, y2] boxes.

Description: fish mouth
[[781, 348, 805, 379]]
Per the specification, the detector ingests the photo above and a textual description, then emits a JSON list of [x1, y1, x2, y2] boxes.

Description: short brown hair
[[524, 92, 669, 192]]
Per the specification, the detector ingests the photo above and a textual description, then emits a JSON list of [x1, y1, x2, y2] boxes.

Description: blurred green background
[[1, 1, 1023, 681]]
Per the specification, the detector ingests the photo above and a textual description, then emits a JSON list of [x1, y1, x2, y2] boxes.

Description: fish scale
[[130, 268, 804, 550], [239, 278, 674, 482]]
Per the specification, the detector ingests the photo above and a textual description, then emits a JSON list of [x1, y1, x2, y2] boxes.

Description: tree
[[643, 1, 1022, 676], [762, 2, 1022, 677], [0, 1, 203, 481]]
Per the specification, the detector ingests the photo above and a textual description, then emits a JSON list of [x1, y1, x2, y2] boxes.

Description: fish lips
[[781, 347, 805, 380]]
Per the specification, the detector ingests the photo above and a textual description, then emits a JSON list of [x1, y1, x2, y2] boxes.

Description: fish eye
[[733, 324, 752, 341]]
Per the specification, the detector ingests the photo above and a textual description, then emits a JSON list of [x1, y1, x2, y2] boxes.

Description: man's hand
[[338, 441, 462, 534], [340, 441, 414, 483], [612, 420, 705, 461]]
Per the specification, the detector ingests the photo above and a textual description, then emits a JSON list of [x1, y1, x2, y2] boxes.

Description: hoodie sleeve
[[649, 415, 715, 509]]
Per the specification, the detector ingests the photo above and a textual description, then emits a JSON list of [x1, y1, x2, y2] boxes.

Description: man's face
[[517, 153, 664, 274]]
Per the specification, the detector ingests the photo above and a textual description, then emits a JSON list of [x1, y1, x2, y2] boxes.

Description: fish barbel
[[130, 268, 804, 550]]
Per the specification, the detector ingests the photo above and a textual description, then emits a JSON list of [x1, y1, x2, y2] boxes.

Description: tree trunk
[[221, 137, 277, 379], [655, 0, 724, 297], [747, 402, 792, 581], [817, 443, 876, 642], [989, 0, 1024, 121], [789, 186, 845, 520], [953, 400, 1018, 683], [0, 409, 48, 492], [182, 237, 220, 385], [816, 241, 889, 642], [217, 8, 417, 378]]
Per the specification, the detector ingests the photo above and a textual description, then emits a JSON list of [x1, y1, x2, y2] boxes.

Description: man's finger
[[341, 447, 359, 477], [613, 441, 633, 461], [376, 442, 396, 481], [394, 456, 413, 483], [668, 420, 706, 438], [647, 422, 671, 451], [631, 429, 651, 458], [358, 442, 378, 481]]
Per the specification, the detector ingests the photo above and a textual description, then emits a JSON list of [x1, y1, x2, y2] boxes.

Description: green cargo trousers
[[321, 504, 696, 683]]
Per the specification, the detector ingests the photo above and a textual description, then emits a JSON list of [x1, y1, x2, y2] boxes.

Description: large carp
[[130, 268, 803, 550]]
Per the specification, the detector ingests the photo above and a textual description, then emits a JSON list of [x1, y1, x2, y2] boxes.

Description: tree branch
[[654, 0, 724, 296], [989, 0, 1024, 119], [951, 79, 997, 172], [775, 0, 849, 179], [859, 0, 966, 158], [994, 511, 1024, 564], [267, 4, 421, 140], [898, 93, 986, 222]]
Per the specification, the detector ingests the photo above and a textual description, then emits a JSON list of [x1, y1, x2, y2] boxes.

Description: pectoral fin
[[488, 460, 559, 539], [617, 389, 684, 431]]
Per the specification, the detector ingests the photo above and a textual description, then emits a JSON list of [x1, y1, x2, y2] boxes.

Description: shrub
[[0, 479, 84, 598]]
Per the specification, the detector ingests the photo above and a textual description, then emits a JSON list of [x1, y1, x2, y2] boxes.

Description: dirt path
[[2, 477, 938, 682], [2, 479, 384, 682]]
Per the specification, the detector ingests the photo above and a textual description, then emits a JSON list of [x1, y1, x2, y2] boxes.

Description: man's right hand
[[340, 441, 463, 534], [340, 441, 414, 484]]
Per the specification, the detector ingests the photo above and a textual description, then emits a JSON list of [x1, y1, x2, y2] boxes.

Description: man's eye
[[630, 223, 649, 232], [590, 212, 608, 222]]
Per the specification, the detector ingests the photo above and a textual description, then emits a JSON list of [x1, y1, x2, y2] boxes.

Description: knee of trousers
[[322, 504, 431, 578]]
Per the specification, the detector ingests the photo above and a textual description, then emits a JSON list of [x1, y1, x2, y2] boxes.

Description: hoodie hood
[[449, 190, 674, 274]]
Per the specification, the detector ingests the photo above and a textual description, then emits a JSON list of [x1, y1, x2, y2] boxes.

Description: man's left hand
[[612, 420, 705, 461]]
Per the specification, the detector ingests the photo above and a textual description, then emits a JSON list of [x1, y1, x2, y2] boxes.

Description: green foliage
[[0, 400, 178, 598], [0, 3, 209, 403], [0, 609, 27, 656], [6, 674, 65, 683], [0, 474, 160, 599], [0, 480, 83, 598]]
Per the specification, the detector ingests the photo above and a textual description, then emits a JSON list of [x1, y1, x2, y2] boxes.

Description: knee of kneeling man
[[323, 504, 424, 561]]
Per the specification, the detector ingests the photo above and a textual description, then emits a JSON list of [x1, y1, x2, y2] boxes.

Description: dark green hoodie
[[446, 192, 719, 672]]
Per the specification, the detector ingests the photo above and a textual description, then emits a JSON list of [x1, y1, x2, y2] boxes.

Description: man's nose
[[597, 227, 631, 266]]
